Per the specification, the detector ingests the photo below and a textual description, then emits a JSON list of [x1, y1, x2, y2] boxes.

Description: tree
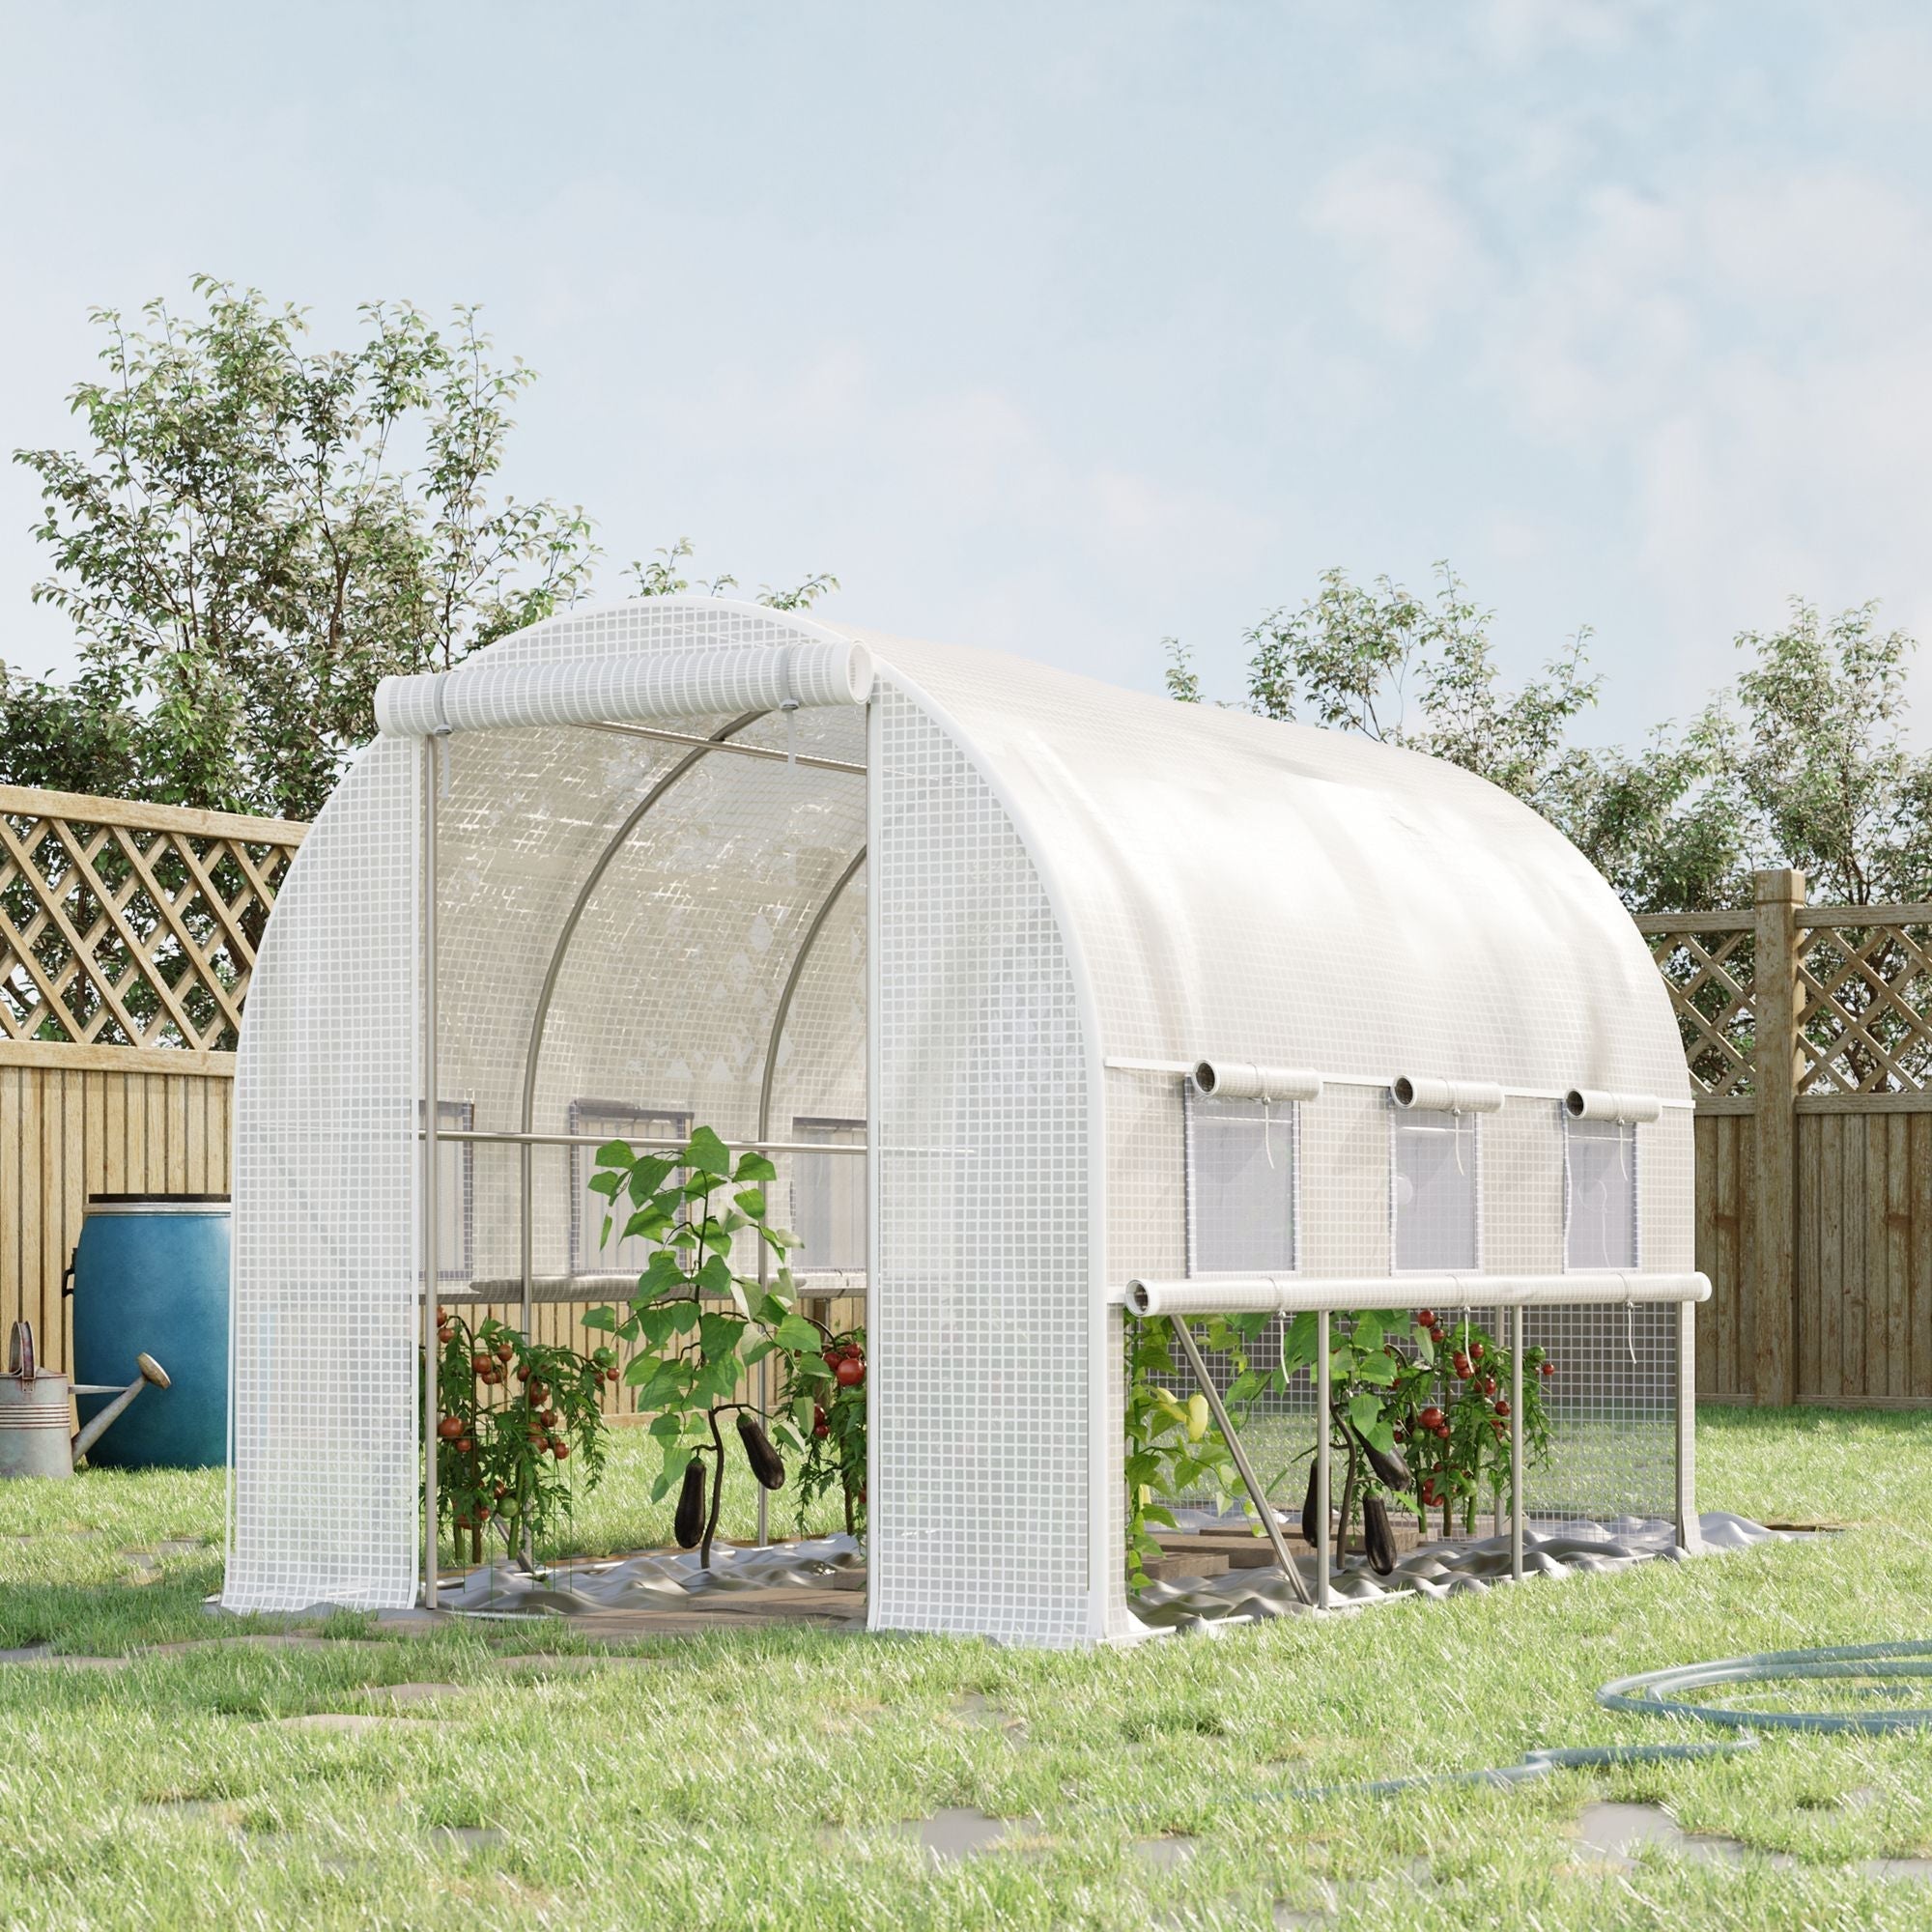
[[1224, 563, 1600, 817], [625, 535, 838, 612], [1170, 571, 1931, 914], [9, 277, 596, 818]]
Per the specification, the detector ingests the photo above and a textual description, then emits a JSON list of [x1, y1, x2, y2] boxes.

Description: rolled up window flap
[[1191, 1060, 1321, 1103], [1565, 1089, 1664, 1124], [1390, 1074, 1505, 1115], [375, 639, 874, 739]]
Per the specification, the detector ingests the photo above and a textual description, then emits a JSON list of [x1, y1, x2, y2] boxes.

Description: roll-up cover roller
[[1565, 1088, 1664, 1123], [375, 639, 873, 738], [1125, 1271, 1711, 1318], [1390, 1074, 1505, 1114], [1192, 1060, 1322, 1103]]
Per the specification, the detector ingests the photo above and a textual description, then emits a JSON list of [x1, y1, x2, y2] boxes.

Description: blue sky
[[4, 1, 1928, 746]]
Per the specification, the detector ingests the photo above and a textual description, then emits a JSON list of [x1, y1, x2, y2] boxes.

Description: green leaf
[[627, 1155, 676, 1204], [1282, 1312, 1319, 1374], [639, 1251, 687, 1296], [633, 1306, 679, 1350], [699, 1313, 746, 1360], [774, 1314, 821, 1354], [581, 1305, 617, 1331], [647, 1412, 683, 1440], [1353, 1352, 1397, 1386], [733, 1188, 766, 1219], [734, 1150, 777, 1184], [585, 1171, 621, 1199], [741, 1336, 776, 1367], [594, 1139, 636, 1169], [1352, 1312, 1384, 1353], [1347, 1392, 1386, 1438], [685, 1125, 733, 1176], [669, 1300, 703, 1335], [696, 1254, 732, 1297]]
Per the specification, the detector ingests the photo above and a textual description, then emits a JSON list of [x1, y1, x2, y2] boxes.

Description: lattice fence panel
[[1634, 916, 1756, 1097], [1797, 914, 1932, 1095], [0, 788, 303, 1052]]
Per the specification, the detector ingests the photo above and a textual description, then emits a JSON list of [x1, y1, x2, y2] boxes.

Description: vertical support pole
[[518, 1142, 532, 1343], [1676, 1297, 1704, 1553], [420, 735, 441, 1610], [1751, 867, 1804, 1407], [1509, 1303, 1524, 1580], [1315, 1310, 1332, 1610]]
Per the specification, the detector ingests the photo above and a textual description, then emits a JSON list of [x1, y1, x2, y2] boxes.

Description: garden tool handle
[[8, 1321, 35, 1381]]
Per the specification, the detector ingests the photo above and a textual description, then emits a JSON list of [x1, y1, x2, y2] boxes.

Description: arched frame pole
[[516, 711, 771, 1330], [750, 844, 867, 1545]]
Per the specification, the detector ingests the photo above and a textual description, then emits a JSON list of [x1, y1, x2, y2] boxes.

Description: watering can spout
[[71, 1354, 170, 1463]]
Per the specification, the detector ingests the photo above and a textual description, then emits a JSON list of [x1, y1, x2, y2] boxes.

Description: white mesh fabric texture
[[869, 682, 1118, 1646], [225, 735, 419, 1610]]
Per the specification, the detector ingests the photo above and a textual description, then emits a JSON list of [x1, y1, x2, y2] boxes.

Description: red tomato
[[835, 1356, 865, 1388], [1417, 1406, 1445, 1432], [437, 1416, 463, 1440]]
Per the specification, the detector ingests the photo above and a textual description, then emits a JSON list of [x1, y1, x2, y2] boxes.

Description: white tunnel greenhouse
[[221, 597, 1708, 1645]]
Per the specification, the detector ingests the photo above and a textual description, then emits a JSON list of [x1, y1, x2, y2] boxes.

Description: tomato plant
[[432, 1309, 609, 1564], [780, 1327, 867, 1535], [1280, 1308, 1555, 1551], [586, 1125, 838, 1568]]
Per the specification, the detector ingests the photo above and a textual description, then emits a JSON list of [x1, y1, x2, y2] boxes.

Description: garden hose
[[1599, 1640, 1932, 1734]]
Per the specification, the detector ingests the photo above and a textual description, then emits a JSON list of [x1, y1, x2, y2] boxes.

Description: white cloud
[[1305, 151, 1490, 346]]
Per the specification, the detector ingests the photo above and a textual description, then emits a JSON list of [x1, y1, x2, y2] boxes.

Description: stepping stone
[[0, 1645, 128, 1668], [428, 1825, 503, 1853], [273, 1713, 457, 1734], [364, 1681, 466, 1705], [1135, 1835, 1197, 1869], [902, 1808, 1014, 1863]]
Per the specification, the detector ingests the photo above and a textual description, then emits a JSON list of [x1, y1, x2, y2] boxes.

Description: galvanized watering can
[[0, 1321, 170, 1479]]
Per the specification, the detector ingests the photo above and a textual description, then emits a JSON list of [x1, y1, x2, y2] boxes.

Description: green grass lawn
[[2, 1408, 1929, 1930]]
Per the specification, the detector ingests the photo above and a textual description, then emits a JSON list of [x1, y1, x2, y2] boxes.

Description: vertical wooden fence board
[[1795, 1112, 1819, 1402], [1817, 1115, 1844, 1401], [1882, 1115, 1906, 1402]]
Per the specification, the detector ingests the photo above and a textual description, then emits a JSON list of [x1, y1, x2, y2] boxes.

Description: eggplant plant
[[586, 1125, 839, 1567]]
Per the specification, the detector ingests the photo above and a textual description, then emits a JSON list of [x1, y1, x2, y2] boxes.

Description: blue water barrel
[[72, 1194, 229, 1469]]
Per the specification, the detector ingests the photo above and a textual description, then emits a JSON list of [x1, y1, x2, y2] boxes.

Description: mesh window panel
[[791, 1118, 867, 1274], [1185, 1087, 1297, 1274], [1565, 1117, 1638, 1271], [567, 1102, 691, 1277], [872, 687, 1103, 1646], [1393, 1109, 1480, 1271]]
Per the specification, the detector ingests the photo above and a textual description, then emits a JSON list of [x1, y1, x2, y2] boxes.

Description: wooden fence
[[0, 784, 303, 1374], [1639, 869, 1932, 1407], [6, 787, 1928, 1407]]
